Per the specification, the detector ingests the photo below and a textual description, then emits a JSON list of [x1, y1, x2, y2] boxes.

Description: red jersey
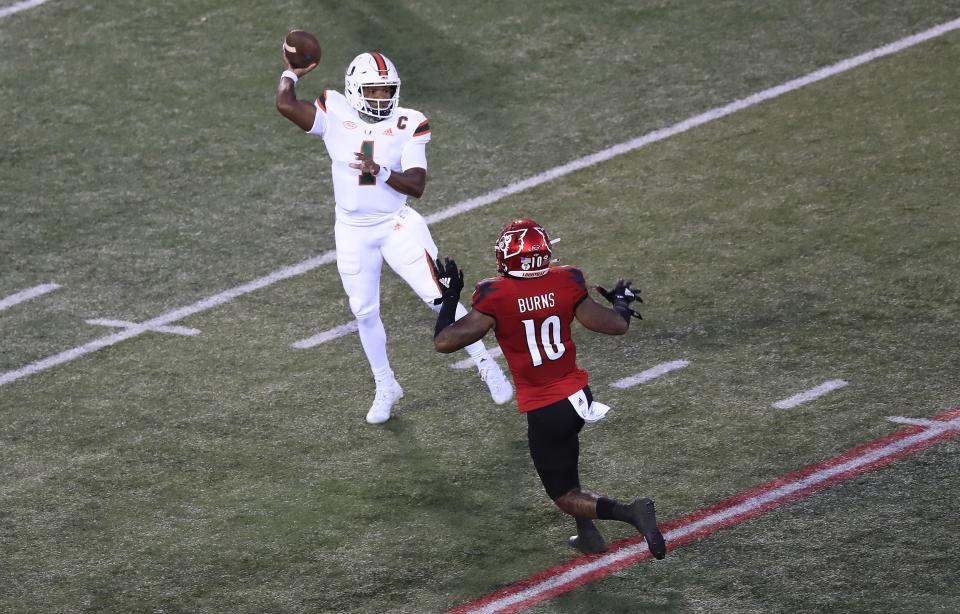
[[472, 266, 589, 412]]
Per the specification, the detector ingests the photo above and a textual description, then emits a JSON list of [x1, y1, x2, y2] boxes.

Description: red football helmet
[[495, 218, 552, 278]]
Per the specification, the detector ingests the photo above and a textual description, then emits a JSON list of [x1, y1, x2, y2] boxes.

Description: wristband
[[377, 165, 392, 182], [281, 70, 299, 84]]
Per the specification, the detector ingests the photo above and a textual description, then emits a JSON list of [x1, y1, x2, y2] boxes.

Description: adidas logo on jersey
[[383, 127, 394, 136]]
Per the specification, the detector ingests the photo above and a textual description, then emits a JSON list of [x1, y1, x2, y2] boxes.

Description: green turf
[[2, 1, 960, 612]]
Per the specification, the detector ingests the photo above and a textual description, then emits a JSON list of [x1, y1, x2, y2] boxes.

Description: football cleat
[[366, 378, 403, 424], [478, 357, 513, 405], [628, 498, 667, 560], [567, 523, 608, 555]]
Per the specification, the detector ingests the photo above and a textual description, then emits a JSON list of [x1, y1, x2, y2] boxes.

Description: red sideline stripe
[[448, 407, 960, 614]]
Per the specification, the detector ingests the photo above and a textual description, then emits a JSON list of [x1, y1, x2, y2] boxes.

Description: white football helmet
[[344, 51, 401, 120]]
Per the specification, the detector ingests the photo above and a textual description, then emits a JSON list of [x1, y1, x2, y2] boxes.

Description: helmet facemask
[[359, 83, 400, 119]]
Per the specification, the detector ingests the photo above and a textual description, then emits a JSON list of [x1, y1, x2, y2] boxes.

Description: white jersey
[[307, 90, 431, 226]]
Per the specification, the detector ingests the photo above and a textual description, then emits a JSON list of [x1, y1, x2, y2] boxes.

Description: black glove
[[433, 256, 464, 301], [596, 279, 642, 321], [433, 256, 464, 338]]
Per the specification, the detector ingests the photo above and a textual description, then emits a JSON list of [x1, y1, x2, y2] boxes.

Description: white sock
[[455, 303, 493, 366], [427, 300, 492, 367], [355, 311, 392, 382], [372, 366, 394, 384]]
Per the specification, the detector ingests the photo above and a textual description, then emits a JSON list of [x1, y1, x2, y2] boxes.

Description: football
[[283, 30, 321, 69]]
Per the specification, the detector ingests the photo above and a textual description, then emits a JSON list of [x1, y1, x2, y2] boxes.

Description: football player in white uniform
[[276, 49, 512, 424]]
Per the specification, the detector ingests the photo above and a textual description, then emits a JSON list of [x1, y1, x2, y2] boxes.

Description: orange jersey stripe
[[426, 250, 443, 295], [315, 90, 327, 112], [413, 119, 431, 136]]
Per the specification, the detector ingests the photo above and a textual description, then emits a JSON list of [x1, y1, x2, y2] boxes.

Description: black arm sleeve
[[434, 295, 459, 338]]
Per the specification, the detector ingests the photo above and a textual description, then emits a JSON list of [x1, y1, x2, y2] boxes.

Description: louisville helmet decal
[[495, 219, 552, 278]]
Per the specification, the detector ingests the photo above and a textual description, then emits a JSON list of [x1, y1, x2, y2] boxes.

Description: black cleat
[[629, 498, 667, 560], [567, 524, 608, 555]]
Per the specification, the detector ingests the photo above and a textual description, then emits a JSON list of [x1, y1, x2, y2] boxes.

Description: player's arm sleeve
[[306, 90, 328, 137], [400, 117, 431, 170]]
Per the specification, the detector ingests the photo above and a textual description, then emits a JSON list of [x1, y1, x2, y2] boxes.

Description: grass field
[[2, 1, 960, 612]]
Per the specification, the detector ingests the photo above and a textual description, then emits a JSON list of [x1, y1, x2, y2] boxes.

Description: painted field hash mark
[[610, 360, 690, 388], [86, 319, 201, 337], [291, 320, 359, 349], [3, 17, 960, 386], [0, 283, 60, 311], [448, 407, 960, 614], [773, 379, 849, 409], [0, 0, 52, 20]]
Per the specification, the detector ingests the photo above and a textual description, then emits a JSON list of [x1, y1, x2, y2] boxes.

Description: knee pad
[[352, 303, 381, 324], [348, 293, 380, 319]]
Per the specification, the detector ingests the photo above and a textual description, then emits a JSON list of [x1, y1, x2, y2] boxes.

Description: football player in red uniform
[[432, 219, 666, 558]]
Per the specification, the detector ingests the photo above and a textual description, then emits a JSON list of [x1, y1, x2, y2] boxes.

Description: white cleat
[[366, 379, 404, 424], [478, 357, 513, 405]]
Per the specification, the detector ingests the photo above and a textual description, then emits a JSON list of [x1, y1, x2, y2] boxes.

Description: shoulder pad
[[558, 266, 586, 289], [473, 277, 501, 302]]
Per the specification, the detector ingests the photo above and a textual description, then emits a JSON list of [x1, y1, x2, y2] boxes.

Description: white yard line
[[0, 283, 60, 311], [610, 360, 690, 388], [1, 253, 335, 386], [772, 379, 849, 409], [887, 416, 960, 430], [291, 320, 358, 349], [426, 17, 960, 225], [450, 408, 960, 613], [461, 427, 957, 613], [4, 17, 960, 386], [0, 0, 52, 19], [86, 319, 200, 337]]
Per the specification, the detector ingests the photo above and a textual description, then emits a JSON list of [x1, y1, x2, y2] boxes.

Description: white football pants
[[334, 206, 488, 381]]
